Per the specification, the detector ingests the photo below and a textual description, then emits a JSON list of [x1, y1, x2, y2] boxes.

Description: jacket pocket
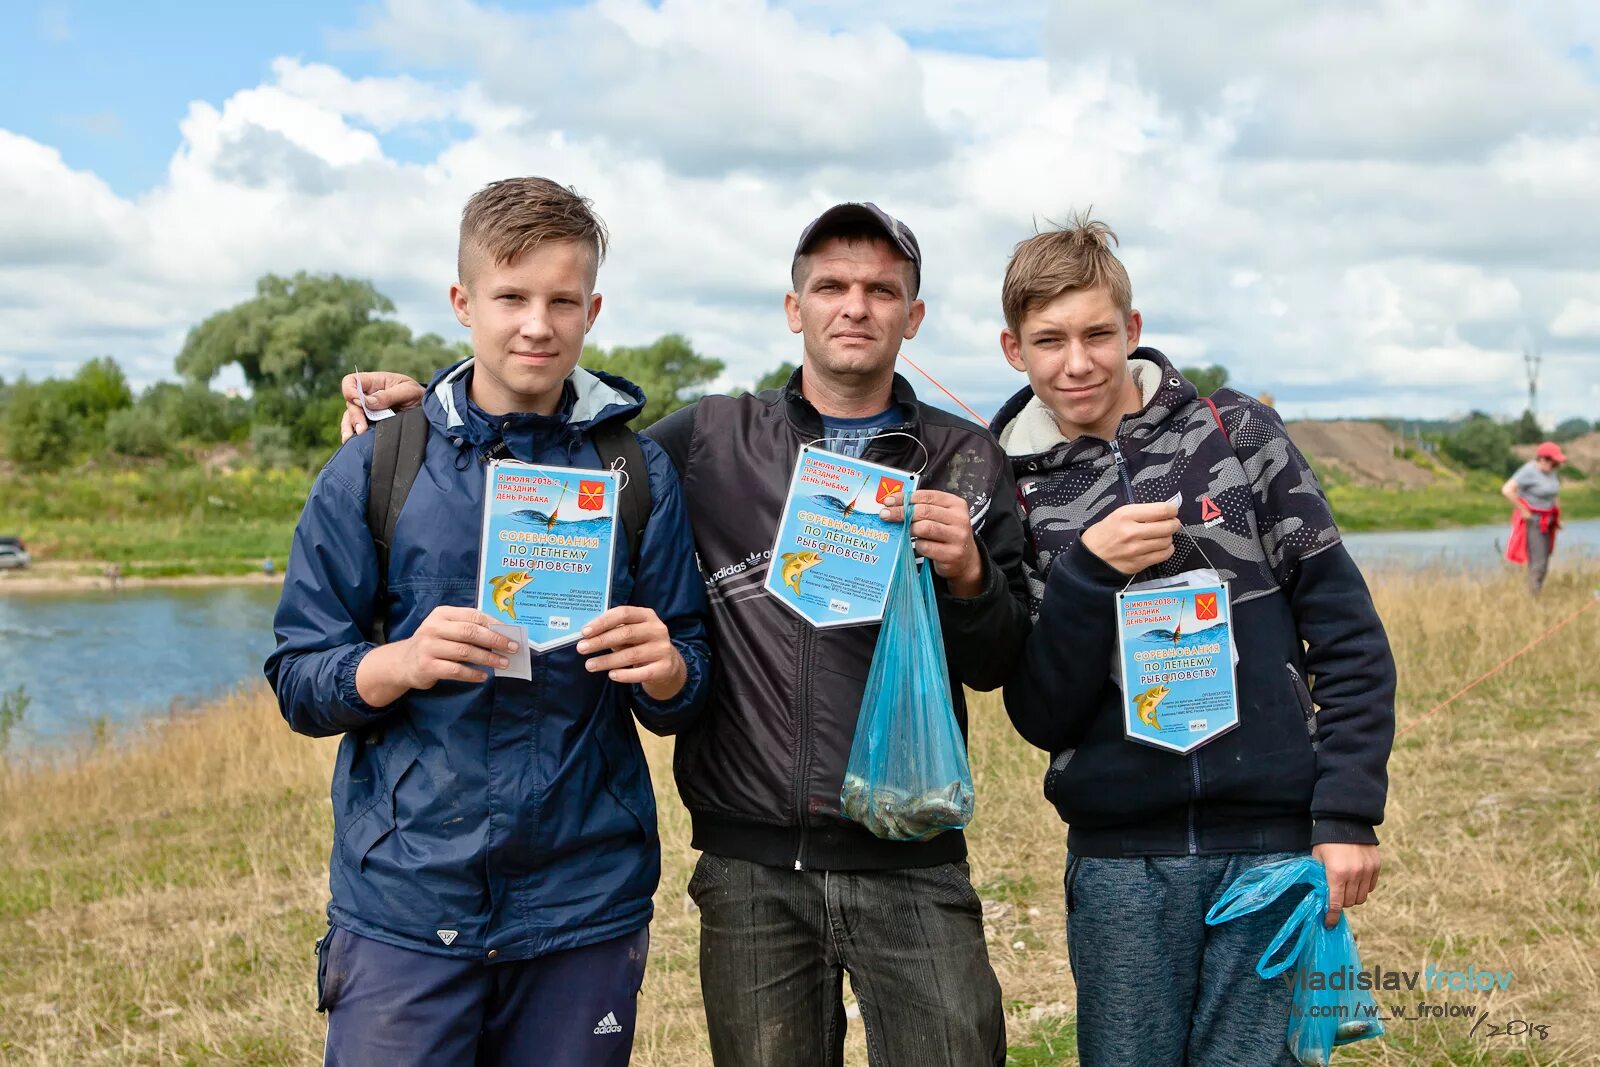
[[599, 728, 657, 840], [1285, 662, 1317, 742], [687, 852, 734, 905], [314, 927, 341, 1013], [337, 725, 423, 871]]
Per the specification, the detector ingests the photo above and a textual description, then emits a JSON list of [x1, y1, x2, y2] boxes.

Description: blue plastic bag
[[1206, 857, 1384, 1066], [839, 505, 975, 841]]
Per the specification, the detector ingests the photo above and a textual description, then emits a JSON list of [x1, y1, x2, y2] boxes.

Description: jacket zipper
[[1111, 437, 1201, 855], [1107, 438, 1136, 501], [793, 626, 816, 871]]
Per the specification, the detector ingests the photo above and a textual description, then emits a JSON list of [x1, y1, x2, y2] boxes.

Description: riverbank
[[0, 561, 285, 596], [1327, 477, 1599, 532], [3, 464, 1595, 580], [2, 567, 1596, 1064]]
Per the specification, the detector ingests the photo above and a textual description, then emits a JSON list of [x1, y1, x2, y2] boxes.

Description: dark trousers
[[317, 925, 649, 1067], [689, 853, 1005, 1067], [1065, 851, 1304, 1067], [1525, 515, 1553, 595]]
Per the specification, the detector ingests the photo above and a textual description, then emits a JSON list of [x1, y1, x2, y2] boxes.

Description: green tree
[[753, 361, 797, 393], [582, 334, 724, 427], [1511, 408, 1543, 445], [1553, 416, 1591, 442], [2, 378, 75, 471], [139, 381, 249, 443], [177, 273, 464, 449], [1180, 364, 1229, 397], [1439, 412, 1517, 475], [60, 357, 134, 435]]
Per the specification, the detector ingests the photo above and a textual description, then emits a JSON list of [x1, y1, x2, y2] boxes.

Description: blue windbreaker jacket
[[265, 359, 711, 962]]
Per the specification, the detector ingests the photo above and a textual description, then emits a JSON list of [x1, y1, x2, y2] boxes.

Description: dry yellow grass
[[2, 566, 1597, 1065]]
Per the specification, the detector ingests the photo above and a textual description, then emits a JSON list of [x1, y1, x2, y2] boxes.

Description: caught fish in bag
[[839, 502, 975, 842]]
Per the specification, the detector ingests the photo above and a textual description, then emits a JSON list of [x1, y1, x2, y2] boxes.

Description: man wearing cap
[[342, 202, 1030, 1065], [1503, 441, 1566, 595]]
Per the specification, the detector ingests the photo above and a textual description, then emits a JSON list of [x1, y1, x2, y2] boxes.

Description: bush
[[250, 423, 296, 468], [3, 379, 76, 471], [105, 408, 173, 458]]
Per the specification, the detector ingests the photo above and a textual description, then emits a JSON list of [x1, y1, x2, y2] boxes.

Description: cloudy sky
[[3, 0, 1598, 423]]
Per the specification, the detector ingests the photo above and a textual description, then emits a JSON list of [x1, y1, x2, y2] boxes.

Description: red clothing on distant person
[[1505, 499, 1559, 565]]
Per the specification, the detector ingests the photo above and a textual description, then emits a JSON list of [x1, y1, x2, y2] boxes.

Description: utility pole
[[1523, 347, 1541, 421]]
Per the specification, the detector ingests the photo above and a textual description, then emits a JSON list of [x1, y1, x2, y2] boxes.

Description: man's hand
[[1312, 842, 1381, 929], [1079, 502, 1181, 576], [341, 371, 426, 442], [356, 607, 518, 707], [880, 489, 984, 597], [578, 606, 688, 701]]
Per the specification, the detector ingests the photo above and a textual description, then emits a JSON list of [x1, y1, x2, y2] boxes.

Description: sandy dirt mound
[[1284, 420, 1437, 488], [1514, 431, 1600, 475]]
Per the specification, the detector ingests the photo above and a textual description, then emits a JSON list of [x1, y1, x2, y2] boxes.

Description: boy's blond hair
[[458, 177, 609, 286], [1001, 213, 1132, 333]]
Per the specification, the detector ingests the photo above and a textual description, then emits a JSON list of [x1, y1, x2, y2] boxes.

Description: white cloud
[[1, 0, 1597, 423], [1552, 297, 1600, 339]]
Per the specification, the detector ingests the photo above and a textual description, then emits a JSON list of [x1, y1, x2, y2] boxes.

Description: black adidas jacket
[[994, 351, 1395, 857], [645, 369, 1031, 870]]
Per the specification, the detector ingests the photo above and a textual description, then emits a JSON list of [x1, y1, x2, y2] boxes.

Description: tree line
[[0, 273, 741, 472], [0, 273, 1587, 477]]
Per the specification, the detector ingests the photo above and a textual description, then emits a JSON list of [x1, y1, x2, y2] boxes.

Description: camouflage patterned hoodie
[[993, 349, 1396, 857]]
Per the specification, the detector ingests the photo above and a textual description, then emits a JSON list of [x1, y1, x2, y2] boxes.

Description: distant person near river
[[1503, 441, 1565, 595]]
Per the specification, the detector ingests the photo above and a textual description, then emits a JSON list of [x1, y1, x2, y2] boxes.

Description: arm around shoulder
[[624, 435, 711, 734]]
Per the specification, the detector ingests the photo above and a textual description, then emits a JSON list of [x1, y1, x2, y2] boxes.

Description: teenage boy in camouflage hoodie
[[990, 216, 1396, 1067]]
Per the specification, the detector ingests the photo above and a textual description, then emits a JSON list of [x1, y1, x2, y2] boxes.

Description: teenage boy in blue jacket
[[991, 216, 1396, 1067], [265, 177, 710, 1067]]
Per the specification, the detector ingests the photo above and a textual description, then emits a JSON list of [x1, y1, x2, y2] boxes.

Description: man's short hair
[[458, 177, 609, 286], [1001, 212, 1132, 333]]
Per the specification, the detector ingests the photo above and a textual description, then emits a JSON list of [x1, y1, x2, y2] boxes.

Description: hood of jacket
[[991, 347, 1198, 467], [424, 356, 645, 459]]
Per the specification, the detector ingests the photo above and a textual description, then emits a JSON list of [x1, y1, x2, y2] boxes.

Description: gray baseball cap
[[793, 202, 921, 295]]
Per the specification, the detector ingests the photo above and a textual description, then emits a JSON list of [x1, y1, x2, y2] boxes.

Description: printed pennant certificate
[[477, 460, 618, 655], [763, 446, 918, 628], [1115, 575, 1239, 754]]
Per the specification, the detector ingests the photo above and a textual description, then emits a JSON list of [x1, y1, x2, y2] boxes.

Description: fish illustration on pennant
[[489, 570, 535, 619], [1133, 684, 1172, 729], [779, 551, 822, 594]]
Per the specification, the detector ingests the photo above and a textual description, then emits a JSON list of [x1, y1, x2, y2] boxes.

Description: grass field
[[1326, 478, 1600, 534], [0, 466, 310, 578], [1, 568, 1598, 1065]]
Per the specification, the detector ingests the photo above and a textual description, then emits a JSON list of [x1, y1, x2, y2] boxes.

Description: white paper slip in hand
[[354, 365, 396, 423], [489, 623, 532, 681]]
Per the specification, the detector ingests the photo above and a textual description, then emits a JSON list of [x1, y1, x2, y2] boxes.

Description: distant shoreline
[[0, 570, 285, 597]]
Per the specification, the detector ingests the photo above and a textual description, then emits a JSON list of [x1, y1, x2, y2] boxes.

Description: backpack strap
[[366, 407, 429, 643], [1202, 395, 1229, 443], [591, 420, 653, 573]]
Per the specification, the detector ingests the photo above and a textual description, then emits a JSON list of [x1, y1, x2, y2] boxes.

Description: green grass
[[1006, 1018, 1078, 1066], [0, 464, 314, 573], [1326, 478, 1599, 532]]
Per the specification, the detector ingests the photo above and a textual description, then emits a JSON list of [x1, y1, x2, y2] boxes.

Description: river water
[[2, 520, 1596, 746]]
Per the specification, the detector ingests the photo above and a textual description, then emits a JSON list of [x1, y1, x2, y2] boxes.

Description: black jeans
[[689, 853, 1005, 1067]]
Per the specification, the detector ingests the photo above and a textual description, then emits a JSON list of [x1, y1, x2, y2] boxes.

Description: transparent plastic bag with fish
[[1205, 857, 1385, 1066], [838, 504, 975, 841]]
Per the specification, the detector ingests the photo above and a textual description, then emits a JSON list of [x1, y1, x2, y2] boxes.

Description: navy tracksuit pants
[[317, 925, 649, 1067]]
